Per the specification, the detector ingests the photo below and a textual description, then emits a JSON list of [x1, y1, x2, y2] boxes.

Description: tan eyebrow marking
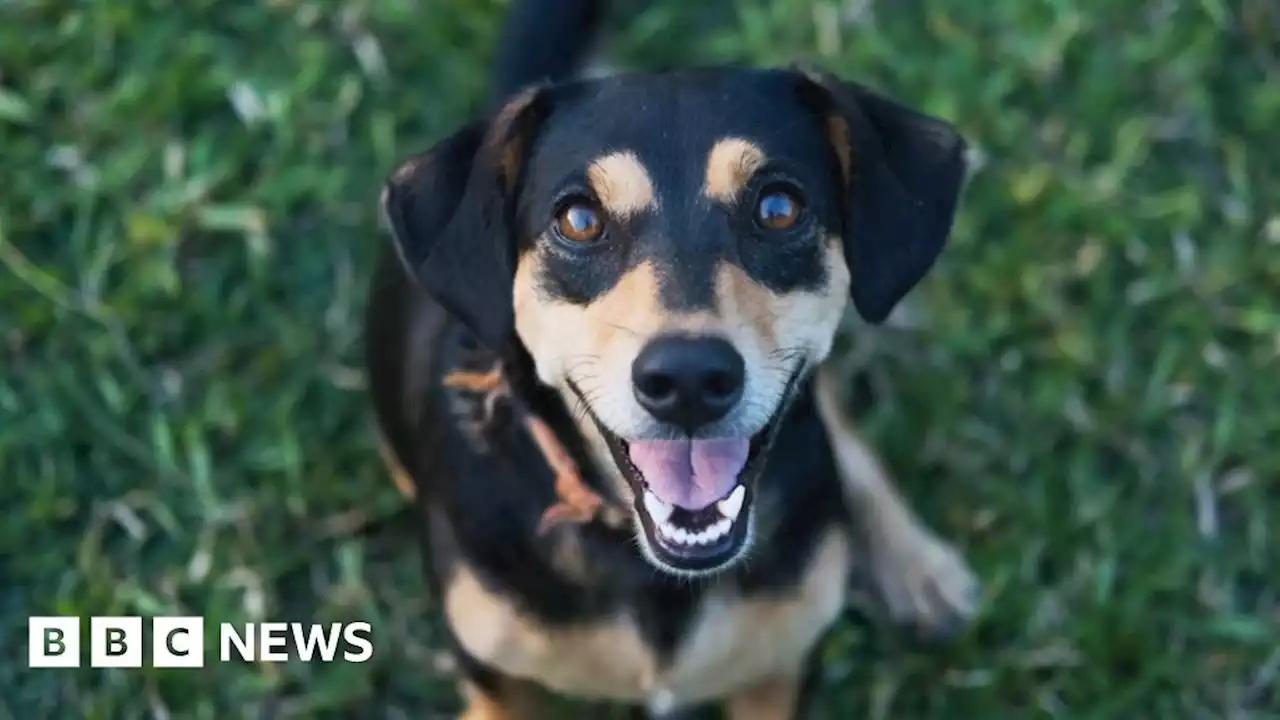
[[586, 151, 657, 217], [703, 138, 768, 203]]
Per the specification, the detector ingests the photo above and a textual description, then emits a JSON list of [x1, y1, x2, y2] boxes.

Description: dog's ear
[[379, 88, 547, 350], [794, 68, 969, 324]]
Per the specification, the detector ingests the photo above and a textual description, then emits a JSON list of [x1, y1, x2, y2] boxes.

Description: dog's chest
[[444, 527, 850, 707]]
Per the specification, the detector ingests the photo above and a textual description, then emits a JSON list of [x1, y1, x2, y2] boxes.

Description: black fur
[[380, 67, 967, 347], [367, 0, 968, 715], [518, 69, 844, 312], [366, 255, 848, 713], [796, 68, 970, 323], [490, 0, 606, 105], [378, 118, 521, 352]]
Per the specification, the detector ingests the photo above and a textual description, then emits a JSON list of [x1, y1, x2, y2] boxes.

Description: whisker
[[768, 347, 808, 363], [563, 354, 601, 373], [597, 319, 641, 337]]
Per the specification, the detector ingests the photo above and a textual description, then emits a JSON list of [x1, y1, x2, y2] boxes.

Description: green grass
[[3, 0, 1278, 717]]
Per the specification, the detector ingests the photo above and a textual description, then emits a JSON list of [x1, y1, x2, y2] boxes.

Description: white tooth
[[674, 528, 690, 544], [717, 485, 746, 520], [709, 518, 731, 539], [660, 520, 678, 538], [643, 491, 674, 524]]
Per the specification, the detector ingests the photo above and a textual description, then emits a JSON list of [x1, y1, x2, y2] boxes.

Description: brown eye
[[554, 201, 604, 244], [755, 189, 802, 230]]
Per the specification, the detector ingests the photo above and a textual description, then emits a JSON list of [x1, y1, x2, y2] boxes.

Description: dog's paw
[[867, 528, 980, 642]]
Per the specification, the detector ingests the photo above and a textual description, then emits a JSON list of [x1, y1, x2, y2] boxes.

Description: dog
[[364, 0, 979, 716]]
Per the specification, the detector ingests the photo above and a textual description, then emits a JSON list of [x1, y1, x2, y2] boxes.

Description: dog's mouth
[[571, 369, 803, 576], [601, 426, 773, 574]]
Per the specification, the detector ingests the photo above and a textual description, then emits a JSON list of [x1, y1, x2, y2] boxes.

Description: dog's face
[[509, 74, 852, 574], [382, 68, 968, 578]]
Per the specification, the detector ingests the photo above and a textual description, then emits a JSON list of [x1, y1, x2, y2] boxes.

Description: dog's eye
[[755, 189, 803, 231], [554, 201, 604, 244]]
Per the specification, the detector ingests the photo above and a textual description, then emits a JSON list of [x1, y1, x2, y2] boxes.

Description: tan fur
[[524, 412, 618, 532], [513, 258, 713, 498], [586, 151, 658, 217], [703, 138, 768, 204], [825, 115, 853, 184], [444, 562, 657, 701], [713, 238, 849, 355], [793, 69, 854, 186], [457, 678, 547, 720], [389, 156, 425, 187], [387, 87, 540, 197], [813, 366, 979, 632], [516, 258, 720, 357], [444, 529, 850, 708], [659, 529, 849, 704], [437, 361, 615, 532], [513, 240, 851, 510], [513, 244, 849, 401], [488, 86, 543, 189], [377, 436, 416, 500], [724, 675, 802, 720]]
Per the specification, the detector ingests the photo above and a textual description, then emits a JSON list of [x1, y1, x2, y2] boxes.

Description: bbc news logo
[[28, 617, 373, 668]]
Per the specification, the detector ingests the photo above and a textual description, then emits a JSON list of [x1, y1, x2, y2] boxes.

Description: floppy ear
[[795, 68, 969, 324], [379, 89, 546, 350]]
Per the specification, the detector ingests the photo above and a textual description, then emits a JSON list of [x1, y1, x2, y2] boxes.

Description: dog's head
[[381, 67, 967, 577]]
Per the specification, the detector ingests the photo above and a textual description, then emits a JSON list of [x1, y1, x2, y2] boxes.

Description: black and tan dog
[[365, 1, 979, 716]]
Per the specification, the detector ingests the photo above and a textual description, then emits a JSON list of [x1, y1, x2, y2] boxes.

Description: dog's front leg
[[814, 369, 980, 640]]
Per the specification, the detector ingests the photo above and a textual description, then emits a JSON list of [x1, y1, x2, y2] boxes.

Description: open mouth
[[570, 368, 803, 575], [603, 426, 776, 573]]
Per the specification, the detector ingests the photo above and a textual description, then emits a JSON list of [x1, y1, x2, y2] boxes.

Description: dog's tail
[[489, 0, 606, 105]]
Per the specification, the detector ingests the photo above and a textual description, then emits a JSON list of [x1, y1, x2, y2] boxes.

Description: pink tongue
[[628, 438, 750, 510]]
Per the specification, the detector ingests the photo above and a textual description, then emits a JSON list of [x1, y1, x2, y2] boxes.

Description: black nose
[[632, 336, 745, 431]]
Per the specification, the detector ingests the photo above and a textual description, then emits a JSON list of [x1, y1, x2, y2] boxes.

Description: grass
[[2, 0, 1278, 717]]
